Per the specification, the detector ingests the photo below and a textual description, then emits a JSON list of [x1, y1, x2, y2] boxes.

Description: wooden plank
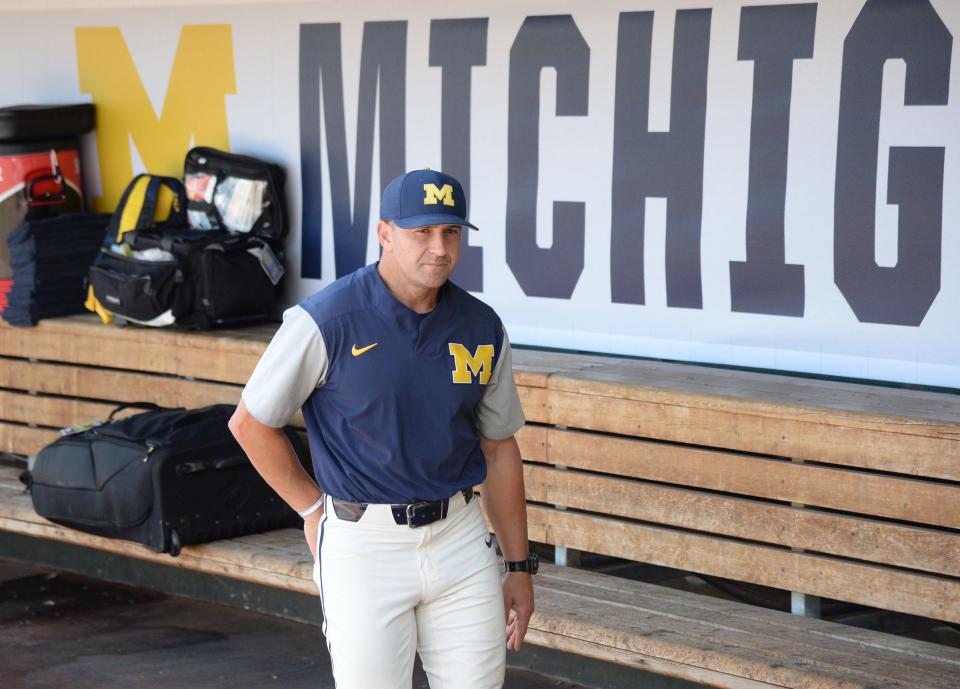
[[553, 364, 960, 428], [515, 425, 548, 461], [0, 358, 243, 409], [511, 349, 610, 389], [0, 391, 131, 430], [533, 591, 929, 689], [539, 565, 960, 671], [0, 422, 58, 456], [0, 515, 318, 595], [533, 565, 960, 689], [523, 465, 960, 576], [526, 388, 960, 480], [0, 316, 269, 385], [0, 366, 305, 429], [524, 629, 782, 689], [519, 427, 960, 529], [510, 348, 960, 426], [526, 505, 960, 623]]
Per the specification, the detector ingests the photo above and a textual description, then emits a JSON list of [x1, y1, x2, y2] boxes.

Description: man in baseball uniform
[[229, 168, 535, 689]]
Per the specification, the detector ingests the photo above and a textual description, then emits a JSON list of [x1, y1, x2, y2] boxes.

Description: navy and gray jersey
[[242, 263, 526, 504]]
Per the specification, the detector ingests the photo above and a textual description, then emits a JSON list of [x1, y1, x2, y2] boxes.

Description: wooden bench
[[1, 315, 958, 689]]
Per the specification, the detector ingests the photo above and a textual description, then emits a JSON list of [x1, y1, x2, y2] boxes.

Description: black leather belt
[[331, 489, 474, 527]]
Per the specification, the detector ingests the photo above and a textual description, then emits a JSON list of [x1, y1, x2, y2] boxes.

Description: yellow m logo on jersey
[[448, 343, 494, 384], [423, 183, 455, 207]]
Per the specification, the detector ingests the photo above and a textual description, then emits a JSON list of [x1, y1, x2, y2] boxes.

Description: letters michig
[[298, 1, 951, 327]]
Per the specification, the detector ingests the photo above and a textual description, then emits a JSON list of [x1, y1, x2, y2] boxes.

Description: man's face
[[380, 221, 462, 290]]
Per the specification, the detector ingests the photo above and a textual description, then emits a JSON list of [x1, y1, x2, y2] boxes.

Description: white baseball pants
[[313, 492, 505, 689]]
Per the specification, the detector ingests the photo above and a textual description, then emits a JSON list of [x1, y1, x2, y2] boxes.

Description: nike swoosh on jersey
[[351, 342, 379, 356]]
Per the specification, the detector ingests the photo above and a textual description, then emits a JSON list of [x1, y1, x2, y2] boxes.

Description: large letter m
[[76, 25, 235, 211]]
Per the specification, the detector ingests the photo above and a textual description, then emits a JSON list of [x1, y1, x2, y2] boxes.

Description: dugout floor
[[0, 560, 586, 689]]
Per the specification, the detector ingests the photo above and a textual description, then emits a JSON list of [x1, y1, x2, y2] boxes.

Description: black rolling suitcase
[[23, 403, 309, 556]]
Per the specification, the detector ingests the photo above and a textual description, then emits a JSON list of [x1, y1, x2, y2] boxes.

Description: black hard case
[[0, 104, 95, 142], [27, 404, 309, 556]]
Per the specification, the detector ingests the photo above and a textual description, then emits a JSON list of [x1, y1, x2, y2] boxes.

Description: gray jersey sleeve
[[474, 327, 526, 440], [241, 305, 328, 428]]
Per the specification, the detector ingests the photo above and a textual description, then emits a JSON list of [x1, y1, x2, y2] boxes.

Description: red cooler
[[0, 104, 96, 308]]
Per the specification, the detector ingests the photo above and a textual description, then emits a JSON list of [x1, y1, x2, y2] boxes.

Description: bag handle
[[106, 402, 167, 422], [108, 175, 188, 243], [135, 176, 164, 232], [107, 174, 149, 242], [168, 406, 225, 430]]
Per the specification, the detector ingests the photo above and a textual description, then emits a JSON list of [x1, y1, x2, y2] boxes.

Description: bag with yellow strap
[[85, 175, 188, 325]]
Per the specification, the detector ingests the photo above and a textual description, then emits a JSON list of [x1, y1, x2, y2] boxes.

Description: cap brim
[[390, 212, 479, 231]]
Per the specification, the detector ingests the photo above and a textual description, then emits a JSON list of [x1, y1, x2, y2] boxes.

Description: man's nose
[[428, 231, 448, 255]]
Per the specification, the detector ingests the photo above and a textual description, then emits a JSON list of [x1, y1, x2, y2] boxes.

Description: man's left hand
[[503, 572, 535, 651]]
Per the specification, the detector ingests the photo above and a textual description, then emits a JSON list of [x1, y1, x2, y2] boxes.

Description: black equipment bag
[[86, 246, 187, 325], [86, 151, 287, 329], [86, 175, 191, 326], [180, 148, 288, 327], [183, 146, 287, 238], [87, 226, 283, 329], [126, 227, 282, 329], [24, 403, 309, 556], [179, 233, 281, 329]]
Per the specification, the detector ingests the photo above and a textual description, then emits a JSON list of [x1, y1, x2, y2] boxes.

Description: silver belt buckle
[[405, 502, 419, 527], [405, 500, 442, 527]]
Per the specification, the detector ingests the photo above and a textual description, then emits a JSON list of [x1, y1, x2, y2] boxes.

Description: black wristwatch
[[504, 552, 538, 574]]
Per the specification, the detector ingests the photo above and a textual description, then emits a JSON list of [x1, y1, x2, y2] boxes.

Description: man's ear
[[377, 220, 392, 251]]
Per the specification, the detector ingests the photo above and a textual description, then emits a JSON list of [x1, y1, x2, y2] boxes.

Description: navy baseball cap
[[380, 169, 479, 230]]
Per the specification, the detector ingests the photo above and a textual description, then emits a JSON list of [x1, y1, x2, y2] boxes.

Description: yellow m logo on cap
[[423, 183, 455, 207], [448, 343, 494, 384]]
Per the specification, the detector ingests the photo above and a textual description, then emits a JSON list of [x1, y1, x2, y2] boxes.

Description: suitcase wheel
[[168, 528, 182, 557]]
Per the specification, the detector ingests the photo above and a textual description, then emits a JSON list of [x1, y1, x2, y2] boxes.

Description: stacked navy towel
[[2, 212, 110, 327]]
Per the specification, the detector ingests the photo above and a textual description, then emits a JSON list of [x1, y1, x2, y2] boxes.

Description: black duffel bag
[[131, 227, 282, 330], [86, 245, 186, 325], [85, 174, 191, 326], [22, 403, 309, 556]]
